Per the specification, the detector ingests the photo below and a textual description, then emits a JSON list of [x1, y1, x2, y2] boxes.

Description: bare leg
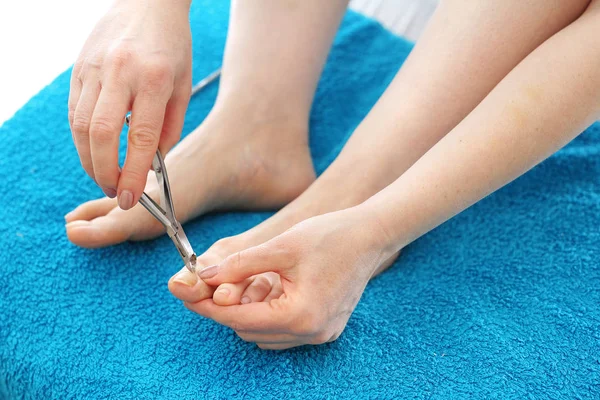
[[65, 0, 349, 247], [187, 1, 600, 350], [170, 0, 591, 304], [366, 0, 600, 255]]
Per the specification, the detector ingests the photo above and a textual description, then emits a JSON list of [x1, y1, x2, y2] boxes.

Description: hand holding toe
[[187, 208, 391, 350]]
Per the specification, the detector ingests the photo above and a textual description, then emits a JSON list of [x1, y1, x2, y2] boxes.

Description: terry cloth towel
[[1, 1, 599, 398]]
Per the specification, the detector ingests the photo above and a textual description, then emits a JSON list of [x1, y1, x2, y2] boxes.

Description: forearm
[[323, 0, 587, 202], [363, 5, 600, 256]]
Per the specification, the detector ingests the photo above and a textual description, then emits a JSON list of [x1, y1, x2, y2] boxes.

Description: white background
[[0, 1, 113, 124], [0, 0, 437, 125]]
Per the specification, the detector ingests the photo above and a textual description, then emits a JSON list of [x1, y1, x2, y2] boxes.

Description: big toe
[[65, 201, 163, 248], [66, 215, 131, 248], [169, 267, 216, 303], [65, 197, 116, 223]]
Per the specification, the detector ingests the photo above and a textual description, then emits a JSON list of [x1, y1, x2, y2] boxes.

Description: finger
[[71, 80, 102, 179], [64, 197, 117, 222], [257, 343, 302, 350], [239, 273, 276, 304], [68, 67, 83, 130], [117, 92, 169, 210], [199, 241, 295, 286], [212, 279, 253, 306], [89, 83, 131, 197], [184, 299, 287, 333], [159, 87, 190, 154], [169, 267, 216, 303]]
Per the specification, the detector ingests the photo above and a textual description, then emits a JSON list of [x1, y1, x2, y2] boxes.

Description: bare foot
[[169, 157, 402, 306], [65, 105, 315, 248]]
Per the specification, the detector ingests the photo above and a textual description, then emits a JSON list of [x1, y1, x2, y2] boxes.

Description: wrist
[[345, 203, 400, 271]]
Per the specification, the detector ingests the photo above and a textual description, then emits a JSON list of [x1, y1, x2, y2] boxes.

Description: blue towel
[[1, 1, 599, 398]]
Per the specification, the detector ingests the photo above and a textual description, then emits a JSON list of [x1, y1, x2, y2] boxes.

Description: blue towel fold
[[1, 1, 599, 398]]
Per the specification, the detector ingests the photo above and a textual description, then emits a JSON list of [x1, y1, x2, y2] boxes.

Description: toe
[[65, 197, 117, 223], [169, 267, 216, 303], [66, 202, 164, 248], [263, 286, 284, 302], [66, 212, 131, 248], [212, 280, 253, 306], [240, 273, 278, 304]]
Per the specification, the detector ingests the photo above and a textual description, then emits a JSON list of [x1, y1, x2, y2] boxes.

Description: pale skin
[[66, 0, 599, 349]]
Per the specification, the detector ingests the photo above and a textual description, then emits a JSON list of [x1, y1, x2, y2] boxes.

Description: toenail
[[118, 190, 133, 210], [216, 288, 230, 297], [173, 269, 197, 287], [241, 296, 251, 304], [65, 220, 91, 229], [103, 188, 117, 198], [199, 265, 218, 279], [64, 211, 75, 221]]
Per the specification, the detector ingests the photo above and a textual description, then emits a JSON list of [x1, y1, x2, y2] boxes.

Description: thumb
[[198, 242, 294, 285]]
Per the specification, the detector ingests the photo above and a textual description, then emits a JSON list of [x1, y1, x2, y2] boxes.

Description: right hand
[[68, 0, 192, 210]]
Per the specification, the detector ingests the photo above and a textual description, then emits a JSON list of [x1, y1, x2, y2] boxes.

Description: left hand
[[186, 208, 390, 350]]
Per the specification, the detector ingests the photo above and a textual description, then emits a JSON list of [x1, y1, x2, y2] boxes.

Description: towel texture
[[1, 1, 599, 398]]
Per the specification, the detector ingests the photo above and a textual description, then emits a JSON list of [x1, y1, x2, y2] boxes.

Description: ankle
[[213, 86, 309, 135], [205, 100, 309, 154]]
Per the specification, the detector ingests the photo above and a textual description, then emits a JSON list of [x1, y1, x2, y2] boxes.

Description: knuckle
[[224, 250, 242, 270], [90, 118, 117, 145], [128, 128, 158, 150], [140, 60, 173, 92], [210, 237, 236, 258], [105, 44, 135, 74], [71, 116, 90, 136]]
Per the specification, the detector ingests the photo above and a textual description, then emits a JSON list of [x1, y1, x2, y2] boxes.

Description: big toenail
[[103, 188, 117, 198], [173, 269, 197, 287], [118, 190, 133, 210], [65, 220, 91, 229], [241, 296, 251, 304], [217, 288, 230, 296]]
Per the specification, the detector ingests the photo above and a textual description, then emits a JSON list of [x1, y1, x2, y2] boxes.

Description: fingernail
[[241, 296, 251, 304], [118, 190, 133, 210], [103, 188, 117, 198], [64, 211, 75, 221], [216, 288, 230, 296], [173, 269, 197, 287], [199, 265, 218, 279]]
